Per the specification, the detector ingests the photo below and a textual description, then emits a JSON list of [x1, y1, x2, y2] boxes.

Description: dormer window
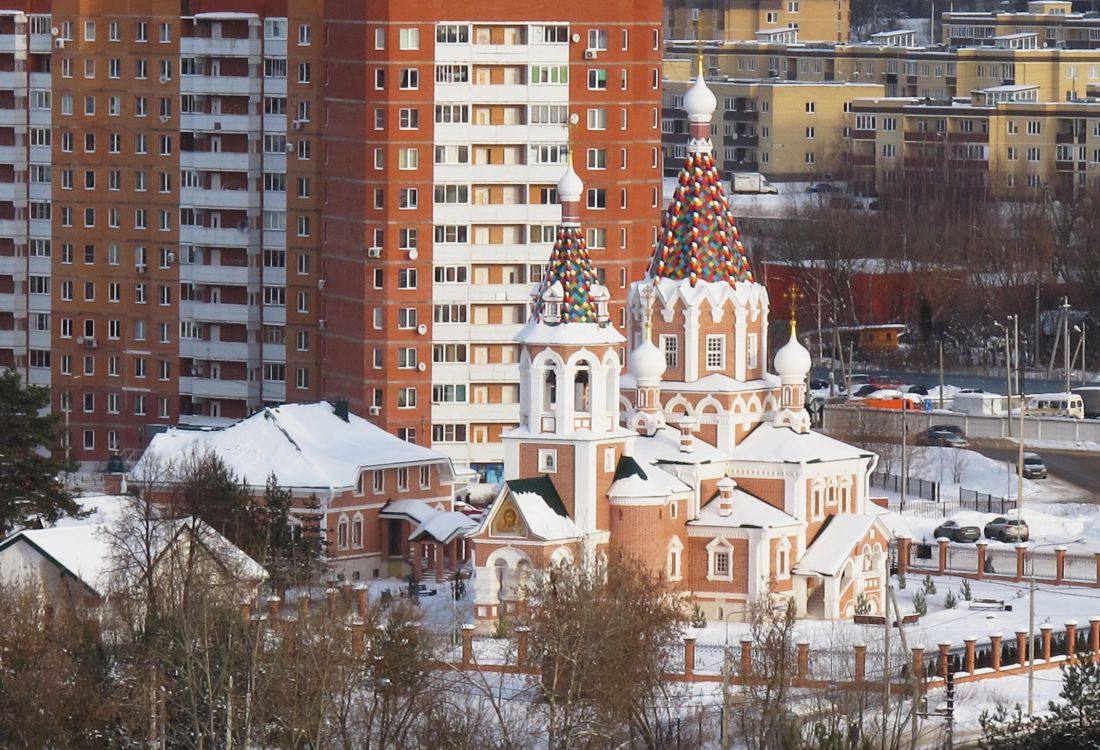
[[595, 300, 609, 322], [543, 300, 561, 322], [538, 449, 558, 473]]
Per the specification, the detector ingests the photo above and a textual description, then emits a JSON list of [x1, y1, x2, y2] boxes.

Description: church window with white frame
[[705, 334, 726, 370], [538, 449, 558, 473], [667, 536, 683, 581], [706, 537, 734, 582]]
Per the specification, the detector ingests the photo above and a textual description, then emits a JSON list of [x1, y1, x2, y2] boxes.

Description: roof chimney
[[677, 417, 697, 453], [717, 476, 737, 517]]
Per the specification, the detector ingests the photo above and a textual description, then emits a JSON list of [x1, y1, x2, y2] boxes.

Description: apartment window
[[298, 63, 311, 83], [398, 148, 419, 170], [159, 22, 171, 42], [587, 69, 608, 90], [587, 189, 607, 209], [399, 108, 419, 129], [263, 363, 286, 382], [432, 424, 467, 443], [399, 28, 419, 49], [587, 108, 607, 130], [298, 23, 311, 46], [397, 269, 418, 289], [805, 101, 816, 113], [399, 68, 419, 89], [530, 65, 568, 84], [397, 388, 417, 409], [588, 29, 608, 50], [587, 148, 607, 170], [398, 347, 418, 369], [1027, 120, 1041, 135]]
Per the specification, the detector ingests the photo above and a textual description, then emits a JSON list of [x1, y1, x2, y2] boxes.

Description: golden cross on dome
[[785, 284, 806, 336], [694, 14, 704, 76]]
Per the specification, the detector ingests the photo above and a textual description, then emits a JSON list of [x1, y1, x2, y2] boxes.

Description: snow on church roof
[[608, 457, 692, 499], [511, 491, 579, 541], [136, 402, 452, 491], [794, 513, 882, 577], [692, 488, 802, 530], [380, 499, 477, 544], [731, 422, 874, 464], [632, 426, 733, 466], [647, 150, 754, 286]]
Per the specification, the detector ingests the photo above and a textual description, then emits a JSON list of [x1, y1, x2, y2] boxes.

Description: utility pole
[[1013, 314, 1021, 397], [900, 418, 908, 513], [887, 585, 919, 750], [938, 341, 945, 410], [882, 588, 891, 750], [945, 670, 956, 750], [1064, 297, 1072, 396], [997, 319, 1012, 438], [721, 644, 732, 750]]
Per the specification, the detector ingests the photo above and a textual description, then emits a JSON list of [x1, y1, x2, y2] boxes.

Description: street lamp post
[[996, 319, 1014, 438], [1028, 538, 1087, 715]]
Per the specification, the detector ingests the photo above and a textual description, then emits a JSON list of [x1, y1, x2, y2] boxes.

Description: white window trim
[[706, 537, 734, 582], [538, 448, 558, 473], [667, 536, 684, 581]]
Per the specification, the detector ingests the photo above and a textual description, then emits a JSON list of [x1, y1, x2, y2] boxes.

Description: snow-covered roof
[[794, 513, 882, 576], [608, 456, 692, 499], [0, 495, 267, 596], [622, 371, 782, 393], [691, 488, 802, 530], [632, 426, 734, 466], [513, 318, 625, 346], [510, 490, 579, 541], [379, 499, 476, 544], [731, 422, 874, 464], [135, 402, 453, 492]]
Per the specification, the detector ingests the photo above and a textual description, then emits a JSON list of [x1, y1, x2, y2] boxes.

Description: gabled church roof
[[731, 422, 875, 464], [505, 477, 567, 518]]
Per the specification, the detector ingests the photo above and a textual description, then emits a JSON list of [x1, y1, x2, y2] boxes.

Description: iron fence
[[870, 472, 939, 501]]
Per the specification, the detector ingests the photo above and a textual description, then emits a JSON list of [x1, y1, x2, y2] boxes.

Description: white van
[[1026, 392, 1085, 419]]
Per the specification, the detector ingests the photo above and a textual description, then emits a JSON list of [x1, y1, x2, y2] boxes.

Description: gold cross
[[785, 284, 806, 335]]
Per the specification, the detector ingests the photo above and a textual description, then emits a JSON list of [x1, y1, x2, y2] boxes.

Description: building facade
[[0, 1, 662, 479]]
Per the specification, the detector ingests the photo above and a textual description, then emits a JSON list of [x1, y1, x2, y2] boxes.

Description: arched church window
[[574, 367, 590, 412], [543, 366, 557, 410]]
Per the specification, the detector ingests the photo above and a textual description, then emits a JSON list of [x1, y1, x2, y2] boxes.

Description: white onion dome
[[774, 327, 812, 383], [629, 339, 666, 382], [683, 72, 717, 122], [557, 160, 584, 203]]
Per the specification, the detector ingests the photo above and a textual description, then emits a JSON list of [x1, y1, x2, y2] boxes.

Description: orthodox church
[[469, 66, 891, 624]]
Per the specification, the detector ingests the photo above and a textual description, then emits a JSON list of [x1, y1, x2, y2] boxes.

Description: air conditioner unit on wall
[[367, 247, 382, 259], [584, 49, 597, 59], [368, 405, 380, 416]]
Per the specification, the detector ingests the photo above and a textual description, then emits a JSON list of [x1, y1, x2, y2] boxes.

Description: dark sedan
[[933, 520, 981, 543]]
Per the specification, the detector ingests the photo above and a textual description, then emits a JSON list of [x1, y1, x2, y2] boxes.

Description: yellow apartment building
[[666, 0, 849, 44]]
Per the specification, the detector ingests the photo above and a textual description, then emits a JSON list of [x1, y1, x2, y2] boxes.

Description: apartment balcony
[[0, 291, 27, 311], [435, 163, 565, 183], [181, 151, 254, 171], [180, 186, 257, 211], [434, 282, 532, 304], [181, 36, 257, 57], [437, 123, 566, 145], [433, 82, 569, 104], [435, 243, 550, 264], [28, 34, 51, 54], [179, 300, 252, 325], [0, 329, 20, 349], [0, 218, 23, 237], [262, 305, 286, 325], [179, 376, 252, 400], [0, 255, 26, 275], [0, 109, 23, 127], [28, 145, 50, 163], [432, 323, 524, 342], [850, 129, 876, 140], [0, 71, 24, 90], [431, 402, 519, 422], [181, 112, 253, 134], [435, 45, 559, 65], [723, 109, 759, 122], [180, 263, 251, 285], [181, 74, 258, 97], [433, 203, 561, 224], [179, 339, 250, 361], [180, 225, 255, 248], [28, 72, 49, 89], [432, 362, 518, 383]]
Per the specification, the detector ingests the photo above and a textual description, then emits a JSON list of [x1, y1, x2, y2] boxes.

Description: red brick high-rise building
[[0, 0, 663, 478]]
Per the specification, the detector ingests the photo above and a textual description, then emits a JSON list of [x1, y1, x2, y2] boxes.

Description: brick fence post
[[989, 633, 1003, 671], [1041, 624, 1053, 662], [516, 626, 531, 669], [461, 624, 475, 668], [854, 644, 867, 683], [964, 637, 976, 674], [325, 588, 339, 620], [266, 595, 282, 627], [351, 617, 366, 659], [683, 636, 696, 678], [1091, 617, 1100, 663], [355, 583, 369, 619], [1094, 552, 1100, 588], [1016, 544, 1027, 582], [912, 646, 925, 681], [797, 641, 810, 686], [1016, 630, 1029, 666], [239, 599, 252, 627], [976, 540, 988, 580], [938, 641, 951, 678], [897, 536, 911, 577], [938, 539, 950, 575], [1065, 621, 1078, 663], [740, 638, 753, 679], [1056, 546, 1067, 584]]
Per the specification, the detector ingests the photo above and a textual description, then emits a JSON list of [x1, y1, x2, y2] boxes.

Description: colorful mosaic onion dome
[[647, 150, 754, 287], [532, 225, 610, 326]]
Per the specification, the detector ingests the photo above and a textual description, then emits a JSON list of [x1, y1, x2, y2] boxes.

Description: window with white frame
[[747, 333, 759, 370], [337, 516, 349, 549], [660, 334, 678, 369], [705, 335, 726, 370], [538, 449, 558, 473], [603, 447, 616, 472], [706, 538, 734, 582], [667, 537, 683, 581], [352, 515, 364, 547]]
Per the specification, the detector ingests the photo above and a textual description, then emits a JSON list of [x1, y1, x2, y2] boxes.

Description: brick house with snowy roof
[[469, 64, 891, 625], [134, 402, 475, 583]]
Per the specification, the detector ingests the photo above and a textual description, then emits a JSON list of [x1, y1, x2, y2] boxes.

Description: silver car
[[984, 516, 1029, 542]]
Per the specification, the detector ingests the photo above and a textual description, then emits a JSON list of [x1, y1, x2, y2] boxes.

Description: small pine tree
[[922, 575, 937, 595], [961, 578, 973, 601], [944, 590, 958, 609], [914, 590, 928, 617], [897, 570, 907, 590], [854, 592, 871, 615], [690, 602, 707, 628]]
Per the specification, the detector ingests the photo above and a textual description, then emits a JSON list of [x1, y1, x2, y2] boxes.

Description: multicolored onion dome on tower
[[646, 70, 754, 287], [529, 156, 611, 327]]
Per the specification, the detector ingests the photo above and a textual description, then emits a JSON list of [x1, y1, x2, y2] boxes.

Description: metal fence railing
[[957, 488, 1017, 515], [870, 472, 939, 501]]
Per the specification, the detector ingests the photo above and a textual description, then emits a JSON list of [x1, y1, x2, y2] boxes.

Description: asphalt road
[[973, 445, 1100, 496]]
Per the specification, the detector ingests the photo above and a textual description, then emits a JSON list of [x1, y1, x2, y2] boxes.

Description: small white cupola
[[717, 476, 737, 517]]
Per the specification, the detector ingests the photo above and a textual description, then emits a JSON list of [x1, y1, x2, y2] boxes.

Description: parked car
[[933, 520, 981, 543], [807, 182, 836, 193], [904, 384, 929, 396], [929, 424, 965, 436], [809, 378, 831, 391], [921, 429, 970, 448], [1022, 452, 1048, 479], [851, 384, 881, 399], [984, 516, 1030, 542]]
